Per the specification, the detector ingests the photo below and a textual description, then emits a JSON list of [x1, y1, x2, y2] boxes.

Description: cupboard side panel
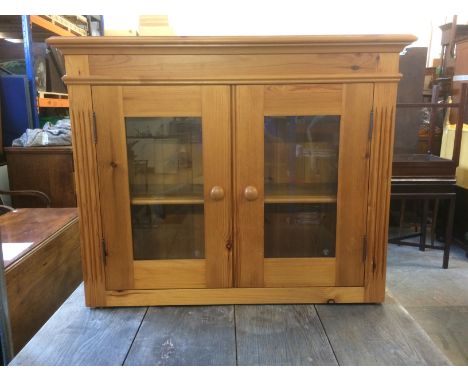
[[235, 86, 265, 287], [92, 86, 134, 290], [68, 84, 106, 306], [365, 82, 398, 302], [202, 86, 233, 288], [335, 83, 373, 286]]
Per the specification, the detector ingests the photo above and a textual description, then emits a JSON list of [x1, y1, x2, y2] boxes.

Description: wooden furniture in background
[[389, 179, 456, 268], [49, 35, 415, 307], [394, 47, 428, 155], [390, 84, 468, 267], [0, 189, 50, 212], [1, 208, 81, 354], [5, 146, 76, 208], [439, 18, 468, 77], [451, 37, 468, 254]]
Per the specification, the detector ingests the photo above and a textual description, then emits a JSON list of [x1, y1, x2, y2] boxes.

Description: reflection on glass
[[264, 116, 339, 258], [265, 204, 336, 258], [264, 116, 340, 198], [126, 117, 203, 199], [125, 117, 204, 261], [131, 204, 204, 260]]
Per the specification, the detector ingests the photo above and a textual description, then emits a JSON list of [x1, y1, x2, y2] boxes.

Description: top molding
[[47, 35, 417, 54]]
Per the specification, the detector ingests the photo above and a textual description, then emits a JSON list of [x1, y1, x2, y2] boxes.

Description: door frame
[[92, 85, 233, 290], [233, 83, 374, 288]]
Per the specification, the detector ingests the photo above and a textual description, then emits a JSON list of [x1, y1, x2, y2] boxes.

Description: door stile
[[234, 85, 265, 287], [202, 86, 233, 288], [92, 85, 135, 291], [334, 83, 373, 286]]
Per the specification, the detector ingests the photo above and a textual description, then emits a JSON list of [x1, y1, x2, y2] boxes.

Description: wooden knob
[[244, 186, 258, 201], [210, 186, 225, 201]]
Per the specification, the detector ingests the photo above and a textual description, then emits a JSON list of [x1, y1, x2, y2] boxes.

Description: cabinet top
[[47, 35, 416, 54]]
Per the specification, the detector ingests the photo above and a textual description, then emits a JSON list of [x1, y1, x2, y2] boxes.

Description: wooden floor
[[387, 240, 468, 365], [10, 284, 450, 366]]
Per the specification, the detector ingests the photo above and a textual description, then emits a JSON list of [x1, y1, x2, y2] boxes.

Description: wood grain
[[335, 83, 373, 286], [64, 55, 89, 77], [55, 36, 414, 306], [92, 86, 134, 291], [377, 53, 401, 73], [67, 78, 106, 306], [5, 211, 81, 354], [264, 84, 342, 115], [264, 258, 335, 287], [365, 83, 398, 302], [202, 86, 233, 288], [124, 306, 236, 365], [5, 147, 76, 208], [404, 306, 468, 365], [133, 260, 205, 289], [9, 285, 146, 366], [63, 74, 403, 86], [122, 86, 201, 116], [48, 35, 417, 56], [236, 305, 338, 365], [1, 208, 77, 267], [105, 286, 365, 306], [88, 53, 381, 81], [316, 296, 451, 365], [234, 86, 264, 287]]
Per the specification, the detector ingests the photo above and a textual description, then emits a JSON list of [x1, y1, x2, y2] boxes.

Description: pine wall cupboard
[[49, 35, 416, 307]]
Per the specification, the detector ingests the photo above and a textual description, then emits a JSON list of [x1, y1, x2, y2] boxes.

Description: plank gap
[[122, 306, 149, 365], [313, 304, 341, 366]]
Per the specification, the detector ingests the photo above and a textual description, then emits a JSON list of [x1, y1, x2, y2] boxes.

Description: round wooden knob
[[244, 186, 259, 201], [210, 186, 225, 201]]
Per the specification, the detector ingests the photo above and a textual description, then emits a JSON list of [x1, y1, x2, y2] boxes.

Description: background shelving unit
[[0, 16, 103, 131], [22, 15, 87, 128], [0, 16, 103, 207]]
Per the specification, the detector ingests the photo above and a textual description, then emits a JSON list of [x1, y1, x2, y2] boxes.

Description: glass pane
[[125, 117, 204, 260], [264, 116, 340, 199], [265, 204, 336, 258], [264, 116, 339, 258], [126, 117, 203, 200], [131, 204, 204, 260]]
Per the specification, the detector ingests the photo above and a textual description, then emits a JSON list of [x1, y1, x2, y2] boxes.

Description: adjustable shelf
[[264, 183, 337, 204], [131, 196, 204, 205]]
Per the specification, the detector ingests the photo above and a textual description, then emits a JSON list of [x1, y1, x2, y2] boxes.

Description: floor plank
[[124, 305, 236, 365], [387, 241, 468, 365], [316, 296, 451, 366], [406, 306, 468, 365], [387, 243, 468, 307], [235, 305, 338, 365], [10, 284, 146, 366]]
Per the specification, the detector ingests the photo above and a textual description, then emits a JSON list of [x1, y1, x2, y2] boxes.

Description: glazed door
[[92, 86, 232, 290], [235, 84, 373, 288]]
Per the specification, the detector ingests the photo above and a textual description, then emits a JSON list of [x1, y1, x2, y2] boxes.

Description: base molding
[[100, 286, 371, 307]]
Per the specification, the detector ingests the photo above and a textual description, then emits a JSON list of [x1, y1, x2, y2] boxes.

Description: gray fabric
[[12, 118, 71, 147]]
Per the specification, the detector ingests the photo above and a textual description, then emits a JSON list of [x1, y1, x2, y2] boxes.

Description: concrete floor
[[387, 241, 468, 365]]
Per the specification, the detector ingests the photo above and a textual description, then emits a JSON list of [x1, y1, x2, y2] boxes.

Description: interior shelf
[[131, 196, 204, 205], [264, 195, 336, 204], [265, 183, 337, 204], [129, 184, 337, 205], [130, 184, 203, 205]]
